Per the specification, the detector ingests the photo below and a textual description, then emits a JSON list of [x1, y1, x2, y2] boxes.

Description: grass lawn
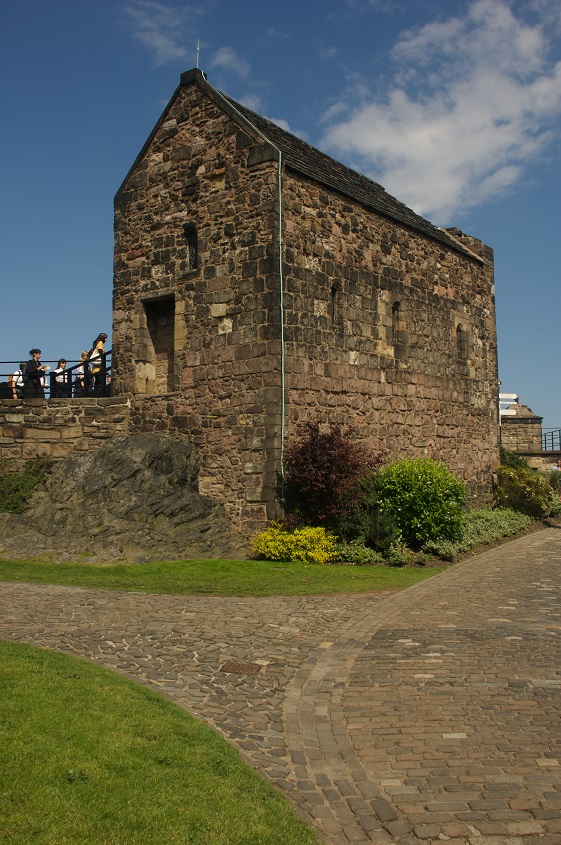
[[0, 640, 319, 845], [0, 556, 442, 596]]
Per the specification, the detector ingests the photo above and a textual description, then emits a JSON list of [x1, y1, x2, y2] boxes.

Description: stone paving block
[[467, 838, 525, 845], [382, 819, 412, 836], [506, 819, 547, 835], [544, 818, 561, 832], [412, 823, 441, 838], [370, 799, 398, 822], [487, 809, 533, 820], [440, 821, 473, 837], [470, 821, 510, 835], [341, 824, 371, 842], [364, 832, 392, 844]]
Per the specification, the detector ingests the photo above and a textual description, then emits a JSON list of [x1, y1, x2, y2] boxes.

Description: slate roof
[[117, 68, 479, 260], [218, 91, 477, 259]]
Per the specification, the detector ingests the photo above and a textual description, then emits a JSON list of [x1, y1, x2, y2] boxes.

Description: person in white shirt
[[52, 358, 70, 398], [10, 363, 26, 399], [74, 351, 90, 396]]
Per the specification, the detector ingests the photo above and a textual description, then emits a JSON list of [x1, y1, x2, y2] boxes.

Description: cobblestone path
[[1, 526, 560, 844]]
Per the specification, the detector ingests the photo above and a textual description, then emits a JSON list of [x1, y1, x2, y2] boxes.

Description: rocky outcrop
[[0, 435, 250, 562]]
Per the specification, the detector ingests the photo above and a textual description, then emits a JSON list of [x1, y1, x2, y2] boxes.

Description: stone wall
[[0, 398, 130, 468], [113, 79, 283, 531], [501, 419, 543, 453], [281, 174, 499, 502], [110, 70, 500, 534]]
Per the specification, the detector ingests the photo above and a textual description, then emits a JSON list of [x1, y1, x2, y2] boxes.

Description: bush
[[0, 455, 53, 514], [494, 466, 558, 518], [499, 447, 530, 471], [281, 422, 381, 531], [548, 470, 561, 493], [334, 541, 384, 566], [364, 506, 402, 554], [375, 458, 467, 549], [386, 542, 413, 567], [423, 507, 533, 561], [461, 507, 534, 546], [251, 524, 338, 565]]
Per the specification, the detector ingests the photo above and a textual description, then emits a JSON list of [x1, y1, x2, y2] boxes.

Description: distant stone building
[[501, 402, 543, 453], [112, 68, 499, 534]]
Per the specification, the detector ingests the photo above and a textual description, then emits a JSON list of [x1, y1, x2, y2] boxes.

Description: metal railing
[[542, 429, 561, 451], [0, 351, 112, 399]]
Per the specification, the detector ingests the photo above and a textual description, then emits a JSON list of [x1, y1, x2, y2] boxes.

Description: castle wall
[[0, 398, 130, 467], [281, 173, 499, 501], [112, 81, 283, 532]]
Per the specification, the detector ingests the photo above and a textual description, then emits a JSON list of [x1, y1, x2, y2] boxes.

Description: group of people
[[10, 334, 108, 400]]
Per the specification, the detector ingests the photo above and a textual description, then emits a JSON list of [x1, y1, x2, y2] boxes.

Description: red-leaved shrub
[[281, 421, 381, 530]]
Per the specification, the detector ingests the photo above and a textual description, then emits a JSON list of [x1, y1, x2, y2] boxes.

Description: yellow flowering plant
[[251, 523, 338, 565]]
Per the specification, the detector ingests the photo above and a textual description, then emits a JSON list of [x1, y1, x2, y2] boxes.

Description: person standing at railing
[[88, 332, 108, 396], [52, 358, 70, 398], [23, 348, 49, 399], [74, 350, 90, 396], [9, 363, 26, 399]]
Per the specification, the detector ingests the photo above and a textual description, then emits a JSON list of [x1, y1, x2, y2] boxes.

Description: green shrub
[[548, 470, 561, 493], [462, 507, 533, 545], [0, 455, 53, 514], [499, 446, 530, 471], [251, 524, 338, 564], [374, 458, 466, 549], [334, 541, 384, 566], [365, 507, 403, 554], [494, 466, 558, 518], [423, 507, 534, 561], [386, 542, 414, 567], [334, 471, 378, 542]]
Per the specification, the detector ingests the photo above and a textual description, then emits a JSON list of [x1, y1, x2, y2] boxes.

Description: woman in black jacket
[[23, 348, 49, 399]]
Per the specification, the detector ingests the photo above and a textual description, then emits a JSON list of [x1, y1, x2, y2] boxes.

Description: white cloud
[[209, 47, 251, 79], [321, 0, 561, 223], [122, 0, 198, 66], [238, 94, 263, 112]]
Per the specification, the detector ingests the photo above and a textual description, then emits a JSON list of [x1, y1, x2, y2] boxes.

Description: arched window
[[456, 324, 468, 360], [392, 301, 401, 343], [183, 222, 198, 271]]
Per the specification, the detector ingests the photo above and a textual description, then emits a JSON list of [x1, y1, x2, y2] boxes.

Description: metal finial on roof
[[196, 39, 201, 69]]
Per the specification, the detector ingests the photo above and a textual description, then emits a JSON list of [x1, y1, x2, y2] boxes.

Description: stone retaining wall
[[0, 398, 130, 468]]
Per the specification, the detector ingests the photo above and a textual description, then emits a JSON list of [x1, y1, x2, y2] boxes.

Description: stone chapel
[[112, 68, 499, 534]]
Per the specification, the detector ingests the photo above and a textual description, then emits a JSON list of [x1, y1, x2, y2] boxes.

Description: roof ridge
[[218, 90, 482, 261]]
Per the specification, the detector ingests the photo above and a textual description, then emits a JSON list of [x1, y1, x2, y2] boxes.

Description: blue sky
[[2, 0, 560, 428]]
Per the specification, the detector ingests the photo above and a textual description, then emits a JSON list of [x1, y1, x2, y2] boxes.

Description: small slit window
[[456, 324, 468, 360], [330, 284, 339, 323], [392, 301, 401, 343], [183, 222, 198, 271]]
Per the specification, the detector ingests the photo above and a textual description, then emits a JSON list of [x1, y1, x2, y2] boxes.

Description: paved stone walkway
[[1, 527, 560, 844]]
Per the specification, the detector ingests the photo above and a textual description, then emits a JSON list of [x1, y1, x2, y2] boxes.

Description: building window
[[330, 284, 339, 323], [392, 301, 401, 343], [183, 222, 198, 270], [456, 324, 468, 360]]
